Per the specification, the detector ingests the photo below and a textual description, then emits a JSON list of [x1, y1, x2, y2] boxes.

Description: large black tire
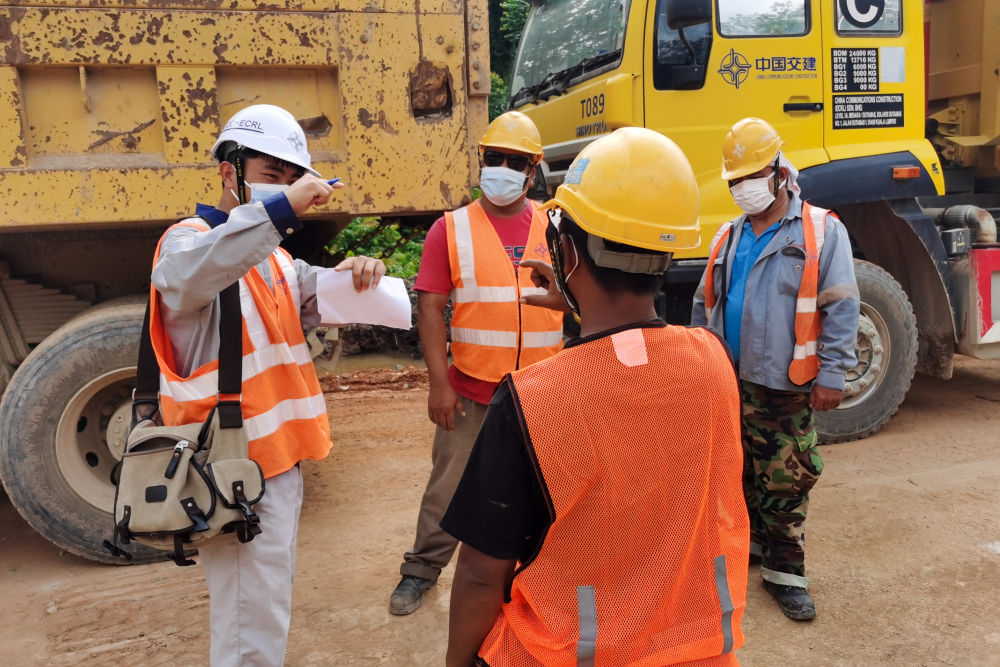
[[0, 301, 166, 563], [816, 260, 918, 443]]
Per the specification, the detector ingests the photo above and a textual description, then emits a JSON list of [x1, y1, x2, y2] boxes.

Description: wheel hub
[[839, 305, 891, 410], [105, 401, 133, 461], [55, 368, 136, 512]]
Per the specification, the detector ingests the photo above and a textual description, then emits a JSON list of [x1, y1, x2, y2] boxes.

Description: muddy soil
[[2, 359, 999, 666]]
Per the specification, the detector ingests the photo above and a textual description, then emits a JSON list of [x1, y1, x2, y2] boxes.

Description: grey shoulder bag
[[104, 282, 265, 566]]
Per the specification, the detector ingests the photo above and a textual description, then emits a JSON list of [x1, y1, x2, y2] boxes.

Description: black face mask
[[546, 209, 580, 316]]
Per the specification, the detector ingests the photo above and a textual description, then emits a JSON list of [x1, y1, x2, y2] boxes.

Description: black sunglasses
[[482, 150, 532, 172]]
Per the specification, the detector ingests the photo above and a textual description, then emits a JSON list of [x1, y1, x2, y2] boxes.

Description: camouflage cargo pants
[[740, 380, 823, 584]]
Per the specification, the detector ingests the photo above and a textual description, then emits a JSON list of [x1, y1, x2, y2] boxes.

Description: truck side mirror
[[665, 0, 711, 29]]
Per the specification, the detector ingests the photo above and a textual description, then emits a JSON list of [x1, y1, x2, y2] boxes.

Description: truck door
[[816, 0, 940, 193], [643, 0, 827, 257], [819, 1, 928, 173]]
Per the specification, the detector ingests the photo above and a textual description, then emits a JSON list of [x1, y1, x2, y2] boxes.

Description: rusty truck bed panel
[[0, 1, 489, 228]]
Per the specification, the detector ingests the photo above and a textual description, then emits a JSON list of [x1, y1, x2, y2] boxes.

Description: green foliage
[[326, 217, 426, 279], [489, 0, 513, 83], [489, 0, 530, 104], [489, 72, 509, 120], [499, 0, 529, 45]]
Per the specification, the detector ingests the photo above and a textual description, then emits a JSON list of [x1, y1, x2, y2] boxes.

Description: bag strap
[[133, 280, 243, 429], [215, 284, 243, 429]]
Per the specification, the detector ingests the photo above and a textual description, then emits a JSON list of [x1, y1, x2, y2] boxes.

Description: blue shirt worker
[[692, 117, 860, 621]]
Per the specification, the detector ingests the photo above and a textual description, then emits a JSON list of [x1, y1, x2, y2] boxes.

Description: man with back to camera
[[442, 127, 750, 666]]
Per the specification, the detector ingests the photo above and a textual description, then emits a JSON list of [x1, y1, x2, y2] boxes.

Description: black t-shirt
[[440, 320, 683, 562], [438, 373, 552, 562]]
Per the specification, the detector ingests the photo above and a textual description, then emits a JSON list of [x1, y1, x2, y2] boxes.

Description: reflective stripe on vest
[[714, 555, 736, 655], [702, 203, 830, 385], [480, 326, 749, 666], [576, 586, 597, 667], [150, 219, 331, 478], [788, 202, 828, 385], [445, 200, 563, 383]]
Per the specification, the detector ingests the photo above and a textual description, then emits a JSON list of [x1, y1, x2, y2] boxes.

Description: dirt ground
[[3, 359, 1000, 666]]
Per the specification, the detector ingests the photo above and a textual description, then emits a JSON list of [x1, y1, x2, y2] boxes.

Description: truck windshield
[[510, 0, 631, 105]]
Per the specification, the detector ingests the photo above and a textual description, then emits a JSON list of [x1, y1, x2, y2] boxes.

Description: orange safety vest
[[703, 202, 831, 386], [445, 200, 564, 383], [481, 325, 748, 667], [149, 220, 332, 479]]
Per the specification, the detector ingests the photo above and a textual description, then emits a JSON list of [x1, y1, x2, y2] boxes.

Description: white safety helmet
[[211, 104, 319, 176]]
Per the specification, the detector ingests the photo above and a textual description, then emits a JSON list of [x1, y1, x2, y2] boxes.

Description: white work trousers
[[199, 465, 304, 667]]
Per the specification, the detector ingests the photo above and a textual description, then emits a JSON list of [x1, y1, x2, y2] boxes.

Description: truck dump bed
[[0, 0, 489, 231], [0, 0, 489, 564]]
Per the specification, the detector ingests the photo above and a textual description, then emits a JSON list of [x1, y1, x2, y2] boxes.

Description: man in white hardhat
[[149, 103, 384, 665]]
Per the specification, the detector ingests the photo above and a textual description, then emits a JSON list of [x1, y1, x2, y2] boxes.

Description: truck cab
[[510, 0, 1000, 442]]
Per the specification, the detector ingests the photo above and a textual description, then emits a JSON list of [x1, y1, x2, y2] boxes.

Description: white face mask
[[480, 166, 528, 207], [730, 175, 785, 216], [232, 182, 289, 205]]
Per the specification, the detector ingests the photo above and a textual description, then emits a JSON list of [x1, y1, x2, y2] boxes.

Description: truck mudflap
[[958, 248, 1000, 359]]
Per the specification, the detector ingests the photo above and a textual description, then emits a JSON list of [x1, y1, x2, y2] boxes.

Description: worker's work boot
[[762, 580, 816, 620], [389, 575, 435, 615]]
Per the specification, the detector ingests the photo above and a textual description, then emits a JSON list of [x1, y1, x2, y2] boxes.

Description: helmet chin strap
[[234, 150, 248, 205], [556, 236, 581, 316], [546, 208, 581, 316]]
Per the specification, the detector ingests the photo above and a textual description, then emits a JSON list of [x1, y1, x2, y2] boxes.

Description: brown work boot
[[762, 580, 816, 620], [389, 575, 434, 615]]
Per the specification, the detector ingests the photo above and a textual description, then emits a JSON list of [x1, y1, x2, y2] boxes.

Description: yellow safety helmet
[[542, 127, 700, 257], [479, 111, 543, 163], [720, 117, 784, 181]]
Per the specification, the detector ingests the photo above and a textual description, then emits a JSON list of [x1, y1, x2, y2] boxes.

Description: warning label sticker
[[832, 48, 879, 93], [833, 94, 904, 129]]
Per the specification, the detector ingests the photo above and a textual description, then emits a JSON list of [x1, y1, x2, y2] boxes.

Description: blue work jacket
[[691, 196, 860, 392]]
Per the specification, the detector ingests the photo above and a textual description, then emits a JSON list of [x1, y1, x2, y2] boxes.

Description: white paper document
[[315, 269, 413, 330]]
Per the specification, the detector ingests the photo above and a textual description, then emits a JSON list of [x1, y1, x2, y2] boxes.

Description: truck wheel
[[816, 260, 918, 443], [0, 301, 166, 563]]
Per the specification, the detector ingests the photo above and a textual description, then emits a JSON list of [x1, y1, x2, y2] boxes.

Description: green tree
[[326, 217, 426, 279], [488, 72, 509, 120], [489, 0, 530, 117], [499, 0, 529, 50]]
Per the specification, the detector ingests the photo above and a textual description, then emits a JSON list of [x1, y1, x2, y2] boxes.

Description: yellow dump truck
[[0, 0, 489, 562], [509, 0, 1000, 442]]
